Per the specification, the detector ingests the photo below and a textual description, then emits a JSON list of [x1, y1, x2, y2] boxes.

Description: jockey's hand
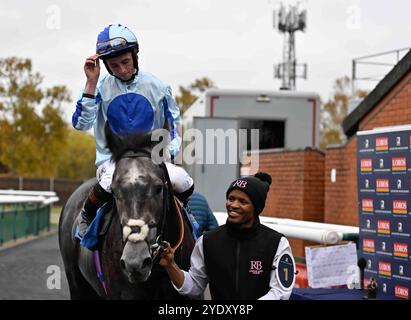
[[84, 54, 100, 85], [159, 242, 175, 267]]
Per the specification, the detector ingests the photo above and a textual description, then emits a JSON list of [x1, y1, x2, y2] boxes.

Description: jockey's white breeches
[[96, 160, 193, 194]]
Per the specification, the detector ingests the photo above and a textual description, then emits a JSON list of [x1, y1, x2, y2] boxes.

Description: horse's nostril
[[120, 259, 126, 270], [142, 257, 152, 269]]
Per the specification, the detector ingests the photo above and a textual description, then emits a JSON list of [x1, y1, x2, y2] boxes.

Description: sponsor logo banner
[[362, 199, 374, 212], [393, 200, 407, 214], [377, 220, 390, 235], [376, 137, 388, 151], [379, 261, 392, 277], [394, 242, 408, 258], [361, 158, 373, 172], [363, 238, 375, 253], [358, 130, 411, 299], [395, 285, 409, 299], [392, 157, 407, 171], [376, 179, 389, 193]]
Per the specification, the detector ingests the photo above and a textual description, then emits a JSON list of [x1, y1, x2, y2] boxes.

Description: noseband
[[119, 149, 185, 263]]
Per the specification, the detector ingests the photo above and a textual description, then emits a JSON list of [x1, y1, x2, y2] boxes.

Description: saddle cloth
[[75, 203, 113, 251]]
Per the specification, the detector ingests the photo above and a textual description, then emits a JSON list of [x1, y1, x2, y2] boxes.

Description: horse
[[58, 129, 195, 299]]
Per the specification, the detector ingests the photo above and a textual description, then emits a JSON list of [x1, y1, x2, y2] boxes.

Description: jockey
[[72, 23, 193, 239]]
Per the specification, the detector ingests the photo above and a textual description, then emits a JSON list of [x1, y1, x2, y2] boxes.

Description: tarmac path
[[0, 231, 70, 300], [0, 231, 211, 300]]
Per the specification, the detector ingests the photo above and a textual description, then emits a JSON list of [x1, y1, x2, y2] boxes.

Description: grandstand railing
[[0, 191, 59, 247]]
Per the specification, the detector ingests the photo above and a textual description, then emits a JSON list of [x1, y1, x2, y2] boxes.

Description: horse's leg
[[61, 236, 102, 300], [58, 178, 104, 300], [65, 263, 102, 300]]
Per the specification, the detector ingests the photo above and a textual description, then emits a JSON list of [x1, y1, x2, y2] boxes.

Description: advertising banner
[[357, 126, 411, 300]]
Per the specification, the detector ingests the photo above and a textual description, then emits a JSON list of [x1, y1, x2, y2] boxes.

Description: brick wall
[[359, 72, 411, 132], [324, 70, 411, 226], [243, 148, 324, 257], [324, 140, 358, 226]]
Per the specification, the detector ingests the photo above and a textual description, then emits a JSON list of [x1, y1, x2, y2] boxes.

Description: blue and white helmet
[[96, 24, 138, 59], [96, 24, 139, 76]]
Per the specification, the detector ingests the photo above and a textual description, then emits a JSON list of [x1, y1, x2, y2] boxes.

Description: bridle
[[119, 149, 185, 264]]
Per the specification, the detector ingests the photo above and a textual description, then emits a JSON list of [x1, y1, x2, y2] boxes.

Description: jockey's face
[[106, 51, 135, 81], [226, 190, 255, 228]]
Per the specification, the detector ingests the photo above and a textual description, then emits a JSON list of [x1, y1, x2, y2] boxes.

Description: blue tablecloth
[[291, 288, 400, 300]]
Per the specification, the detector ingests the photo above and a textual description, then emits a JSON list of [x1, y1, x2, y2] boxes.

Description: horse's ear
[[105, 121, 124, 157]]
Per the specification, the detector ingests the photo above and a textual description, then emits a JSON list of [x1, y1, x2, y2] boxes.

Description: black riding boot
[[78, 183, 112, 238]]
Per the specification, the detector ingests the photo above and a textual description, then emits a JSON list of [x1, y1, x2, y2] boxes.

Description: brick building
[[248, 148, 325, 256], [247, 50, 411, 257], [328, 49, 411, 227]]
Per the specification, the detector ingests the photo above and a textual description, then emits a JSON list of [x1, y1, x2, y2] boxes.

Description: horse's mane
[[104, 122, 157, 163]]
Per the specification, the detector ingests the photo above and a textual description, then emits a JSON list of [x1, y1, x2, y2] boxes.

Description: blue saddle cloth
[[75, 206, 106, 251]]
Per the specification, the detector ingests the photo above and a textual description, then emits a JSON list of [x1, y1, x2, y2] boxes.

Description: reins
[[171, 195, 185, 251], [159, 161, 185, 252]]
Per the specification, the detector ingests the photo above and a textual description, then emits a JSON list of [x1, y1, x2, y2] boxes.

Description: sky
[[1, 0, 410, 123]]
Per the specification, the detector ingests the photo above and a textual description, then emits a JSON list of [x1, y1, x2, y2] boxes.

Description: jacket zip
[[235, 241, 240, 298]]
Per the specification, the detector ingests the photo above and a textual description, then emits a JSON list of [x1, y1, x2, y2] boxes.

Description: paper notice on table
[[305, 242, 358, 288]]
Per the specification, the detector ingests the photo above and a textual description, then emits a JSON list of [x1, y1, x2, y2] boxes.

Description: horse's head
[[106, 125, 169, 283]]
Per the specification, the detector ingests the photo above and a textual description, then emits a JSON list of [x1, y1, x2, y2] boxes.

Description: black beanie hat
[[226, 172, 272, 215]]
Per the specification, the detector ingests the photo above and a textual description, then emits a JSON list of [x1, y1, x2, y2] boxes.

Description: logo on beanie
[[233, 180, 247, 188]]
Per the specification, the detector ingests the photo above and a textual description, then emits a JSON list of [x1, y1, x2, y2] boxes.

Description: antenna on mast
[[273, 2, 307, 90]]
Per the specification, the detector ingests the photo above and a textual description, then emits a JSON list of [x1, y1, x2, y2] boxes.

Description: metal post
[[19, 176, 23, 190], [35, 203, 40, 236], [0, 211, 3, 246], [50, 176, 54, 191], [352, 59, 356, 96], [13, 210, 17, 241]]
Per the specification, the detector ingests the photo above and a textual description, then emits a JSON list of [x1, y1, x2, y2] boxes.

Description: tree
[[320, 76, 368, 149], [175, 77, 216, 114], [0, 57, 71, 176], [56, 128, 96, 179]]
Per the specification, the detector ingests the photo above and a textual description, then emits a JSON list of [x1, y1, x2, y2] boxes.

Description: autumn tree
[[56, 128, 96, 179], [0, 57, 70, 176], [175, 77, 216, 114], [320, 76, 368, 149]]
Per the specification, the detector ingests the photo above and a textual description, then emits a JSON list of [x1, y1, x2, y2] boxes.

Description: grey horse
[[58, 130, 195, 299]]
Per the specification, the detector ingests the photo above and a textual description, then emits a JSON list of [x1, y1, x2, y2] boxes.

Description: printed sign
[[358, 127, 411, 299]]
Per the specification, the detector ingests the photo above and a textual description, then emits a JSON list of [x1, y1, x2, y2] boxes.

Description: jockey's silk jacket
[[72, 70, 181, 166]]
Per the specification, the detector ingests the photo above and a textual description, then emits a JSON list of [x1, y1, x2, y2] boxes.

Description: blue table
[[291, 288, 400, 300]]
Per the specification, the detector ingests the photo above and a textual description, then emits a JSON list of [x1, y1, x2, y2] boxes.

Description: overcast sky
[[1, 0, 410, 122]]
